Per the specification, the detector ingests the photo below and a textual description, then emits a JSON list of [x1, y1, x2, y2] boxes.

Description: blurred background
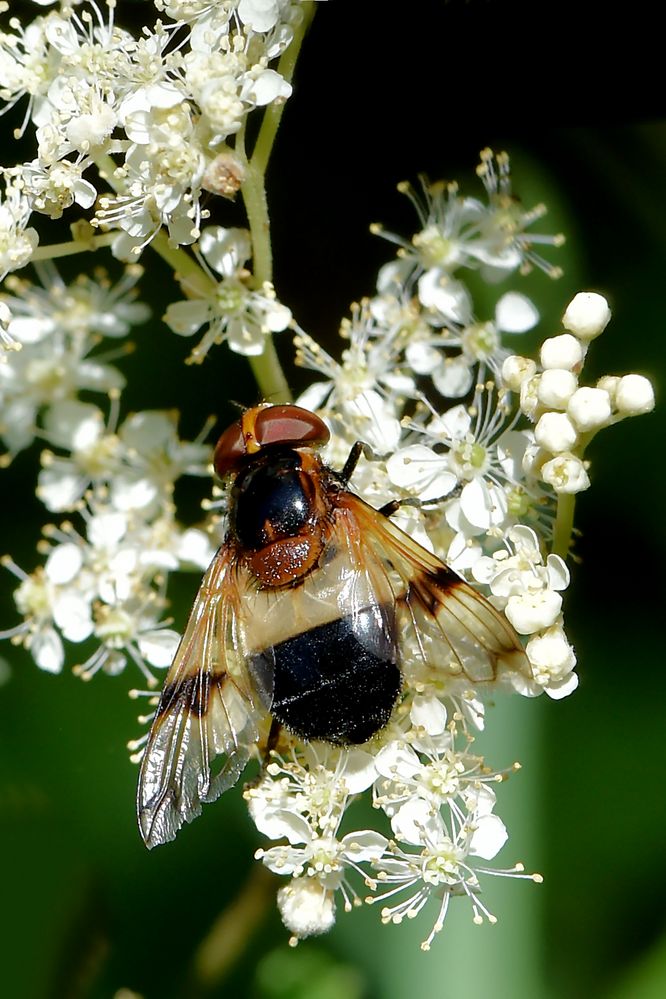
[[1, 2, 665, 997]]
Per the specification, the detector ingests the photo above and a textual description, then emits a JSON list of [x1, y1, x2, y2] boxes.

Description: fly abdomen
[[249, 605, 400, 745]]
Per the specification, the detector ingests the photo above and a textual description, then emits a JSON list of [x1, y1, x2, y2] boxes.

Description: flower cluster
[[246, 153, 654, 945], [0, 260, 216, 681], [0, 0, 302, 359], [248, 717, 538, 951], [503, 291, 655, 495]]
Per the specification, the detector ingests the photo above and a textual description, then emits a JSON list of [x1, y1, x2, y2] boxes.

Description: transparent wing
[[137, 545, 265, 849], [333, 492, 531, 684]]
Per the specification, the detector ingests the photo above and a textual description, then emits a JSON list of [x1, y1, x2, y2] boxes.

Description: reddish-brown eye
[[213, 420, 246, 479], [213, 405, 330, 479], [253, 405, 330, 450]]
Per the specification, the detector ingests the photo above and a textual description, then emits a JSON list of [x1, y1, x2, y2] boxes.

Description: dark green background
[[1, 3, 664, 997]]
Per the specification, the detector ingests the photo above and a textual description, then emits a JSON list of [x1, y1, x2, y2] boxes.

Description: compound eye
[[212, 405, 330, 479], [212, 419, 245, 479], [254, 405, 330, 450]]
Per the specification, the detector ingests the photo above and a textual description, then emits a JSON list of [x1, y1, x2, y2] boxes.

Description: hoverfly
[[137, 404, 530, 848]]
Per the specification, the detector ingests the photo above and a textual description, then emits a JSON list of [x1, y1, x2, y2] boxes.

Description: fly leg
[[339, 441, 460, 516]]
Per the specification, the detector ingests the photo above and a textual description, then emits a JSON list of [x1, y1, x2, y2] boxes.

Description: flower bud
[[537, 369, 577, 410], [202, 150, 246, 198], [502, 354, 537, 391], [534, 412, 578, 453], [540, 333, 584, 371], [562, 292, 611, 341], [567, 386, 612, 431], [506, 589, 562, 634], [277, 880, 336, 938], [596, 375, 621, 404], [615, 374, 655, 415], [541, 453, 590, 493], [526, 626, 577, 682], [519, 374, 541, 420]]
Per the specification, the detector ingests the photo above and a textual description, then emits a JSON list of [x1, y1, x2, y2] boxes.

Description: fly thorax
[[230, 448, 313, 550]]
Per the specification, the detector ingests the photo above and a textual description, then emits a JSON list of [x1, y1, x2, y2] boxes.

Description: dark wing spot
[[158, 671, 226, 720], [408, 566, 461, 616]]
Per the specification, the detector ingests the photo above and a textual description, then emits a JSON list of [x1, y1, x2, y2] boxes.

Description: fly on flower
[[137, 404, 531, 848]]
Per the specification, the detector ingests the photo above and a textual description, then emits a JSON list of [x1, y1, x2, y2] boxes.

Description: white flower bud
[[526, 626, 577, 684], [567, 386, 612, 431], [501, 355, 537, 392], [562, 292, 611, 341], [596, 375, 621, 404], [540, 333, 585, 371], [534, 412, 578, 453], [506, 589, 562, 634], [519, 374, 541, 420], [615, 374, 655, 415], [277, 880, 336, 939], [541, 453, 590, 493], [537, 369, 578, 410]]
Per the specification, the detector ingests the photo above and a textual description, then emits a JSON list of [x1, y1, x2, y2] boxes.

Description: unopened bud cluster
[[502, 292, 654, 495]]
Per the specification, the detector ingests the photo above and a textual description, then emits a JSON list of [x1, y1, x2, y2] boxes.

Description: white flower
[[164, 226, 291, 360], [375, 151, 562, 285], [369, 779, 532, 950], [392, 383, 540, 536], [294, 305, 409, 453], [541, 453, 590, 495], [0, 179, 38, 278], [37, 399, 121, 511], [0, 549, 92, 673], [0, 264, 149, 459], [277, 880, 336, 939], [474, 526, 570, 642], [526, 625, 578, 698], [249, 744, 384, 938], [20, 157, 97, 219], [96, 110, 206, 254]]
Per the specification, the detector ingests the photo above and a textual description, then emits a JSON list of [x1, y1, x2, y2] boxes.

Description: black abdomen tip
[[250, 610, 400, 745]]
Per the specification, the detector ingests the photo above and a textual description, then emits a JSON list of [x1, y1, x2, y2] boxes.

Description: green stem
[[237, 2, 317, 402], [241, 162, 273, 287], [551, 493, 576, 560], [150, 230, 216, 298], [250, 3, 317, 178], [189, 865, 275, 993], [31, 232, 116, 261]]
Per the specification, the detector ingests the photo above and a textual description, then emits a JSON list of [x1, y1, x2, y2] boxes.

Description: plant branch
[[551, 492, 576, 560], [189, 864, 276, 993]]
